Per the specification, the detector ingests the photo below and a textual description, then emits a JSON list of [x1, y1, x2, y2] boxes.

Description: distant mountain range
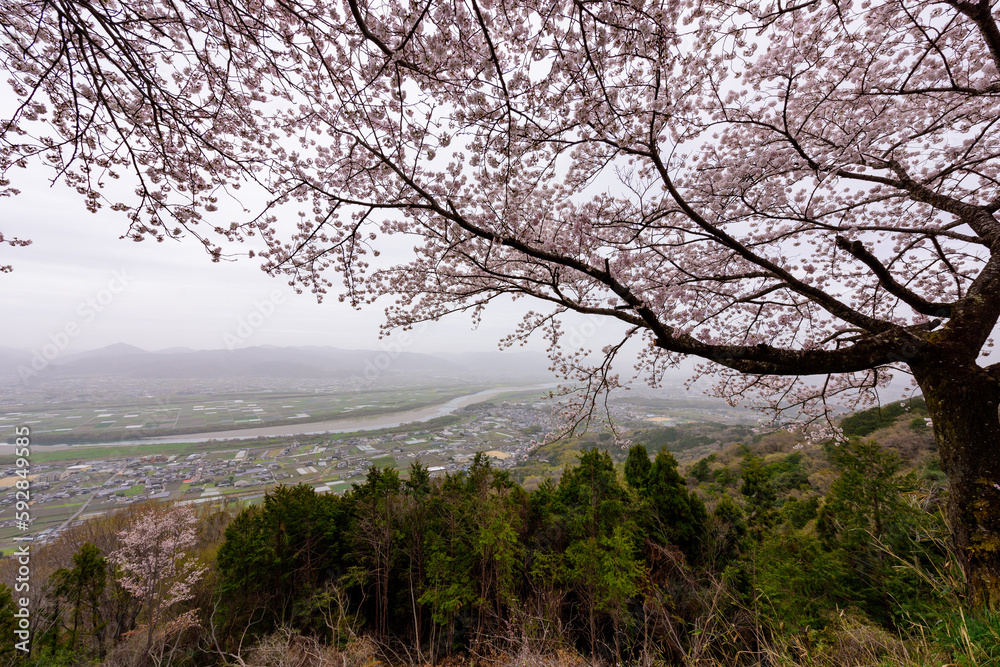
[[0, 344, 554, 380]]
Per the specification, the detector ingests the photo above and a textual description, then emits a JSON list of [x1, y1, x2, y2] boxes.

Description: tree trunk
[[913, 358, 1000, 606]]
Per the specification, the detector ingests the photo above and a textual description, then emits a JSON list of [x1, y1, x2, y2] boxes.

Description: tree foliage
[[216, 483, 348, 634], [3, 419, 988, 666], [840, 399, 928, 438], [819, 439, 945, 626], [740, 455, 777, 533], [0, 584, 20, 663], [628, 445, 707, 561], [51, 543, 106, 657], [214, 451, 714, 661]]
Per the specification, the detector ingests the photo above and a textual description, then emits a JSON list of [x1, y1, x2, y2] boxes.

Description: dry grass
[[240, 631, 383, 667]]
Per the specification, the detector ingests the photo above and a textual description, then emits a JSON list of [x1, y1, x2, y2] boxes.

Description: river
[[10, 384, 556, 452]]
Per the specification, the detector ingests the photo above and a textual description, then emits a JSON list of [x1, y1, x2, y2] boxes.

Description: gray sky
[[0, 165, 631, 360], [0, 162, 950, 408]]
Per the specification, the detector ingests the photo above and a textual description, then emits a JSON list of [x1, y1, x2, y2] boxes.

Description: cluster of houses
[[0, 399, 566, 548]]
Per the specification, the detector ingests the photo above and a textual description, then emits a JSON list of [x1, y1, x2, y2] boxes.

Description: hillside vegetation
[[2, 399, 996, 667]]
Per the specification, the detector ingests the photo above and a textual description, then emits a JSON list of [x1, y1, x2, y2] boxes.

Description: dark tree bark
[[914, 353, 1000, 606]]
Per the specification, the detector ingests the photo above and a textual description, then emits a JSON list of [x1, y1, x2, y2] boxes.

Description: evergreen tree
[[628, 447, 708, 561], [690, 457, 713, 483], [781, 496, 819, 530], [420, 472, 476, 661], [401, 461, 432, 659], [647, 448, 708, 559], [754, 531, 848, 632], [559, 449, 642, 658], [821, 439, 942, 626], [0, 585, 20, 664], [351, 466, 403, 637], [51, 542, 107, 657], [217, 484, 348, 632], [624, 444, 652, 491], [740, 454, 777, 533], [825, 439, 916, 546], [708, 495, 746, 570], [559, 449, 629, 540]]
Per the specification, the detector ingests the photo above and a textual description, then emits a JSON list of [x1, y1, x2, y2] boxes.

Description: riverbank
[[0, 383, 556, 453]]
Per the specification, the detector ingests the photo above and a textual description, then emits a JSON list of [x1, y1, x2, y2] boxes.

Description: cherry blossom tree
[[3, 0, 1000, 602], [108, 504, 205, 660]]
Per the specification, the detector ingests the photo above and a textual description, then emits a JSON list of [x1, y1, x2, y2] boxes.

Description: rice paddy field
[[0, 385, 487, 444]]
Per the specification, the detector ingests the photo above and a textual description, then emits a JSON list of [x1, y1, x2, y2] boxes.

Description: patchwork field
[[0, 385, 488, 444], [0, 383, 760, 553]]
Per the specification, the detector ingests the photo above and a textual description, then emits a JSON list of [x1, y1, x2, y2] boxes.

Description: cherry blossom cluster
[[3, 0, 1000, 427], [108, 504, 205, 637]]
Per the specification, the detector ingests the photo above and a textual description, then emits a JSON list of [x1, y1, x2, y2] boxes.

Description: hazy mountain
[[0, 347, 33, 376], [436, 350, 552, 374], [59, 342, 148, 360], [2, 344, 553, 381]]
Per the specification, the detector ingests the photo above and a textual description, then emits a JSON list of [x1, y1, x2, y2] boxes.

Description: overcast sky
[[0, 165, 634, 360], [0, 167, 920, 404]]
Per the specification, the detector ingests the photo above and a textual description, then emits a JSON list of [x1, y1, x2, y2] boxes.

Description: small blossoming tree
[[108, 504, 205, 659]]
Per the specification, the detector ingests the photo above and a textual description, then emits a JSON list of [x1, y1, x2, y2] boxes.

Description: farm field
[[0, 385, 490, 444], [0, 383, 759, 552]]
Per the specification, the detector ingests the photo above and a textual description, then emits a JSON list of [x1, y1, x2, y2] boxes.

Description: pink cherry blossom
[[109, 504, 205, 655]]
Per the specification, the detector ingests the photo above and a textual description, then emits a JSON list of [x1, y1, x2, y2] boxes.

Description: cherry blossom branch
[[834, 235, 953, 317], [944, 0, 1000, 70]]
